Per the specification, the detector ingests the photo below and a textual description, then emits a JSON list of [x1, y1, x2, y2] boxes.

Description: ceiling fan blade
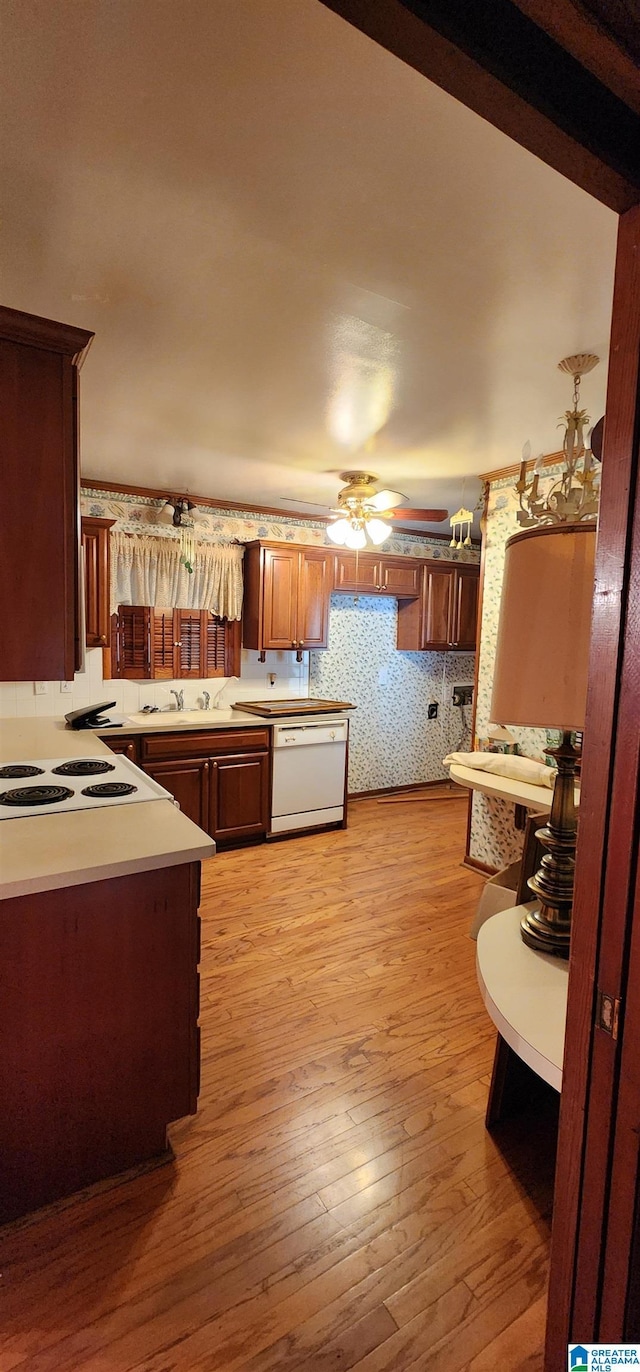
[[389, 508, 449, 523], [364, 487, 406, 511]]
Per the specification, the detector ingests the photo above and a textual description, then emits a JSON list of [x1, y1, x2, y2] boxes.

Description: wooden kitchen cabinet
[[0, 862, 200, 1223], [138, 727, 270, 845], [144, 756, 210, 829], [105, 734, 138, 761], [242, 542, 332, 654], [0, 305, 93, 681], [333, 552, 420, 597], [397, 562, 480, 651], [82, 516, 115, 648], [106, 605, 241, 679], [209, 752, 270, 842]]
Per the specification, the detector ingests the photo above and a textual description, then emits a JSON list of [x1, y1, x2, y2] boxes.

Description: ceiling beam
[[320, 0, 640, 212]]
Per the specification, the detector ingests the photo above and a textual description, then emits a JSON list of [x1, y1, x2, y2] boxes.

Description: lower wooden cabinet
[[209, 752, 270, 842], [137, 729, 270, 845], [144, 756, 210, 830], [105, 735, 138, 761], [0, 862, 201, 1223]]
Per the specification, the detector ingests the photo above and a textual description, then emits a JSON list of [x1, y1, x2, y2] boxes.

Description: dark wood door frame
[[321, 2, 640, 1364]]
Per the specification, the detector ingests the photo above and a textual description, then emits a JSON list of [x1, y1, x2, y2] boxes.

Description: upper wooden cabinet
[[106, 606, 241, 680], [333, 552, 420, 598], [397, 562, 480, 651], [81, 517, 115, 648], [0, 305, 93, 681], [242, 542, 332, 655]]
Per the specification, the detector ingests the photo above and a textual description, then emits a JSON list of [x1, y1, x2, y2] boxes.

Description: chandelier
[[516, 354, 601, 528]]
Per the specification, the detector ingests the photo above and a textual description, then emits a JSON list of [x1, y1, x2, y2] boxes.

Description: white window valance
[[110, 532, 244, 620]]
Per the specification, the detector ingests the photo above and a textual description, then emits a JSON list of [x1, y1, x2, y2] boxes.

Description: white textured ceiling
[[0, 0, 617, 530]]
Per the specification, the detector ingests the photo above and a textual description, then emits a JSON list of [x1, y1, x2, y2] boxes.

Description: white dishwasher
[[270, 720, 349, 835]]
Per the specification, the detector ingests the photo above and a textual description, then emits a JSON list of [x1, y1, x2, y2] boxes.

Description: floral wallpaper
[[80, 487, 480, 564], [310, 595, 475, 794], [469, 462, 565, 869]]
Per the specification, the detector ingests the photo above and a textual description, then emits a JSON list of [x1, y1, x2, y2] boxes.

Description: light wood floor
[[0, 798, 556, 1371]]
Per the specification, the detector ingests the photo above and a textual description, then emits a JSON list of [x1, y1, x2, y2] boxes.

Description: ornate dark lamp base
[[522, 730, 580, 959]]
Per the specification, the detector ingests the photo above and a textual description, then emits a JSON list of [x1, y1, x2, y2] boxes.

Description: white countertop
[[448, 762, 555, 812], [476, 904, 568, 1090], [103, 707, 353, 735], [0, 717, 216, 901]]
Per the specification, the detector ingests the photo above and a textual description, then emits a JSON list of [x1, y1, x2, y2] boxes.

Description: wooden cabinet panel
[[297, 549, 331, 648], [105, 735, 138, 762], [0, 307, 93, 682], [82, 517, 115, 648], [242, 541, 332, 654], [140, 728, 269, 762], [452, 566, 480, 650], [380, 558, 420, 597], [396, 562, 480, 651], [424, 567, 455, 648], [210, 752, 269, 841], [0, 862, 200, 1222], [262, 547, 298, 648], [333, 552, 381, 593], [112, 605, 152, 678], [144, 757, 209, 829]]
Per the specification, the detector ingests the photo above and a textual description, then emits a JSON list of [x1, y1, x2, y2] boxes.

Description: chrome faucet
[[170, 689, 184, 711], [201, 691, 211, 711]]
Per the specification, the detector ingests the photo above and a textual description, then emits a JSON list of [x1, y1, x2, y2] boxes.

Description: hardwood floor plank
[[0, 799, 555, 1372]]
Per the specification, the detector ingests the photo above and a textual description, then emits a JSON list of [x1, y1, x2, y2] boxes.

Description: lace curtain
[[110, 533, 244, 620]]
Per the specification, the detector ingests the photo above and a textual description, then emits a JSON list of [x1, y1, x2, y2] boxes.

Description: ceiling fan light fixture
[[326, 517, 350, 545], [344, 525, 367, 551], [366, 518, 392, 545]]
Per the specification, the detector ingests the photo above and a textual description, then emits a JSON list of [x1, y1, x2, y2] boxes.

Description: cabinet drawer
[[140, 728, 270, 761]]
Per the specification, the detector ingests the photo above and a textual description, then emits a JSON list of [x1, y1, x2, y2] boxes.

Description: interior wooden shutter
[[177, 610, 204, 677], [114, 605, 151, 679], [204, 614, 228, 677], [151, 608, 176, 679]]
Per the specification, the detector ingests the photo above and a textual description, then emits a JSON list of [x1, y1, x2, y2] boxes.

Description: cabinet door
[[262, 548, 298, 648], [333, 553, 381, 593], [209, 752, 269, 842], [176, 610, 205, 677], [451, 567, 479, 650], [106, 736, 138, 762], [297, 549, 331, 648], [143, 757, 209, 830], [422, 567, 455, 648], [379, 558, 421, 597], [112, 605, 152, 678], [151, 608, 176, 678], [0, 309, 92, 682], [82, 517, 115, 647]]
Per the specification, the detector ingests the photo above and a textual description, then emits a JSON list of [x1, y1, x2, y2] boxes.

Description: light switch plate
[[60, 681, 73, 693], [34, 682, 48, 696]]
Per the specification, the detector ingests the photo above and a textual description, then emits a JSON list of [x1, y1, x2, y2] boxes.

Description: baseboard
[[463, 855, 499, 876], [349, 779, 460, 800]]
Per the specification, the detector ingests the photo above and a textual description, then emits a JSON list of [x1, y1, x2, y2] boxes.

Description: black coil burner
[[52, 759, 115, 777], [0, 764, 45, 779], [81, 782, 137, 798], [0, 784, 74, 807]]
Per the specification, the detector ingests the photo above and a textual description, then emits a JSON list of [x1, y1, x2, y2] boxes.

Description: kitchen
[[0, 0, 624, 1368]]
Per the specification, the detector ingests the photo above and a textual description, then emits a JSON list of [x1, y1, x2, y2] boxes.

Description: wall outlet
[[60, 681, 73, 693], [34, 682, 48, 696], [428, 702, 438, 720], [452, 685, 473, 707]]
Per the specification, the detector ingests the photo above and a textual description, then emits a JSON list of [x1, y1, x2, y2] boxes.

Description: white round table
[[476, 904, 569, 1121]]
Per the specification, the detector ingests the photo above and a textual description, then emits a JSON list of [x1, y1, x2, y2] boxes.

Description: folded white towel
[[443, 750, 555, 789]]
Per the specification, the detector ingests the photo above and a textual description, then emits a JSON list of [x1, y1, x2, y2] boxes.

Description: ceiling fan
[[317, 471, 448, 549]]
